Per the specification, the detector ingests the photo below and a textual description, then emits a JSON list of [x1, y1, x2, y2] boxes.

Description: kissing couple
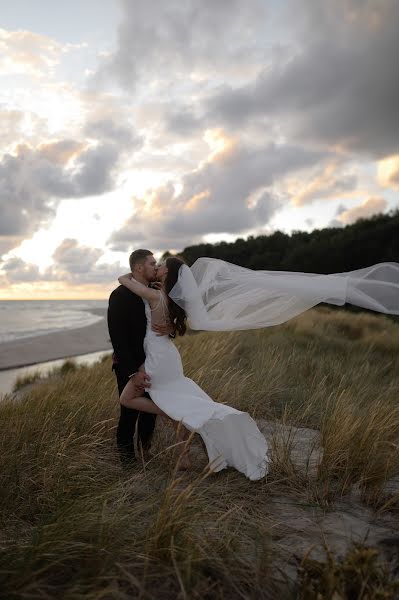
[[108, 249, 399, 481], [107, 249, 268, 480]]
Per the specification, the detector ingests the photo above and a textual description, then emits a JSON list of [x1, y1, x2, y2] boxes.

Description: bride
[[118, 256, 399, 481]]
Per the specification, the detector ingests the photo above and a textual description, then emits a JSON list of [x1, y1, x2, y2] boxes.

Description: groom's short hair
[[129, 249, 153, 270]]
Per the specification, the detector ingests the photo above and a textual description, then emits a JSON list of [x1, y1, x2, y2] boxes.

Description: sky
[[0, 0, 398, 299]]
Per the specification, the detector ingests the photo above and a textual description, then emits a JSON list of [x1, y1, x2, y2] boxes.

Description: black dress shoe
[[137, 440, 153, 460], [119, 451, 137, 470]]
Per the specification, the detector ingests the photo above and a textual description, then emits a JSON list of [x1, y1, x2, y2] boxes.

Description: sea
[[0, 299, 108, 344], [0, 300, 109, 397]]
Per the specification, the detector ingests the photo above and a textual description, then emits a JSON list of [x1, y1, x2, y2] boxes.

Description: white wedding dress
[[143, 292, 268, 481]]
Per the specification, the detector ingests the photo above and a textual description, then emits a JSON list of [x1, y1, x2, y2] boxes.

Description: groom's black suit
[[107, 284, 156, 458]]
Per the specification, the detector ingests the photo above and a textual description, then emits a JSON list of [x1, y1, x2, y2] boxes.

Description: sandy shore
[[0, 309, 112, 371]]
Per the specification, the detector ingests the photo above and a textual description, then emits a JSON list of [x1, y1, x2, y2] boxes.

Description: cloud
[[0, 257, 42, 282], [95, 0, 268, 91], [164, 107, 204, 137], [52, 238, 103, 274], [335, 203, 347, 216], [336, 196, 388, 225], [0, 147, 58, 237], [0, 236, 21, 259], [378, 154, 399, 191], [327, 219, 344, 229], [37, 140, 86, 165], [0, 110, 28, 144], [0, 59, 145, 254], [84, 117, 141, 147], [0, 142, 113, 236], [0, 108, 50, 156], [71, 142, 122, 196], [0, 29, 89, 79], [51, 238, 123, 283], [1, 239, 123, 285], [205, 0, 399, 157], [287, 160, 358, 206], [108, 135, 326, 252], [49, 238, 122, 284], [0, 118, 143, 249], [0, 28, 62, 76]]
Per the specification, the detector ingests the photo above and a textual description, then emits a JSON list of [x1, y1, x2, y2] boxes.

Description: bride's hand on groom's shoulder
[[118, 272, 132, 282]]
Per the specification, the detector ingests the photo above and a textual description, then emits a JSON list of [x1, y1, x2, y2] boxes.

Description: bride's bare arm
[[118, 273, 160, 303]]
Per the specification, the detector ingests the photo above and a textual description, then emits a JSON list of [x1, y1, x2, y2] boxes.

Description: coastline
[[0, 308, 111, 371], [0, 308, 112, 397]]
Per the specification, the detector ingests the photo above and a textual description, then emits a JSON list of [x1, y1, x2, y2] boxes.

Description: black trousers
[[113, 365, 157, 457]]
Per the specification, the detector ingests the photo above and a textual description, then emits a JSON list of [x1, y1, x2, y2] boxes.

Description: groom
[[108, 249, 162, 463]]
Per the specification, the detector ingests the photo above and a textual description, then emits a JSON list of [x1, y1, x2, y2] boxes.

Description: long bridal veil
[[168, 258, 399, 331]]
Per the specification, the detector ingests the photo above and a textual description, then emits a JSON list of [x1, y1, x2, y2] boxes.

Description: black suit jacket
[[107, 285, 147, 382]]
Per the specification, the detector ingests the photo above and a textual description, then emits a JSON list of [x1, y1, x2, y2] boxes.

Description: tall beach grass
[[1, 307, 399, 598]]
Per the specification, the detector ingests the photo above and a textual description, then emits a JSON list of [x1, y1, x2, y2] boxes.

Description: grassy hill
[[1, 307, 399, 599]]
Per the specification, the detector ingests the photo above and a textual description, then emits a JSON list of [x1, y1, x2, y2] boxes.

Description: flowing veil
[[168, 258, 399, 331]]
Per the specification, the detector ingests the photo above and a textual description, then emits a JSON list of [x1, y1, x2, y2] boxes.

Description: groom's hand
[[130, 371, 151, 393], [152, 322, 175, 337]]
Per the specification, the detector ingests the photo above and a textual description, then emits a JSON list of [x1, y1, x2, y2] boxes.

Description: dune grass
[[12, 358, 80, 392], [1, 307, 399, 598]]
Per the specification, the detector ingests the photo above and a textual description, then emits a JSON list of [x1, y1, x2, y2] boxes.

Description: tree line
[[164, 210, 399, 274]]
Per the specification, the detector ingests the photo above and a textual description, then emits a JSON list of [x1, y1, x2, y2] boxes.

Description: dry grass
[[298, 543, 399, 599], [1, 307, 399, 598]]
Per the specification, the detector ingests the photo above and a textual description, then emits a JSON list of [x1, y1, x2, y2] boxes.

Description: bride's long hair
[[164, 257, 187, 336]]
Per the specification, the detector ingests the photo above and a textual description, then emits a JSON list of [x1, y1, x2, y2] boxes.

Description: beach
[[0, 308, 111, 371], [0, 307, 112, 396]]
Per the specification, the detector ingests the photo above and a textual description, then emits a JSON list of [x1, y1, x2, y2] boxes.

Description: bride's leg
[[172, 420, 192, 469], [120, 379, 168, 417], [173, 420, 190, 443], [121, 379, 191, 468], [121, 394, 169, 416]]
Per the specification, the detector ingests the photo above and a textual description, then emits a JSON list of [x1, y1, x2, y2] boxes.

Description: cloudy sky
[[0, 0, 398, 298]]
